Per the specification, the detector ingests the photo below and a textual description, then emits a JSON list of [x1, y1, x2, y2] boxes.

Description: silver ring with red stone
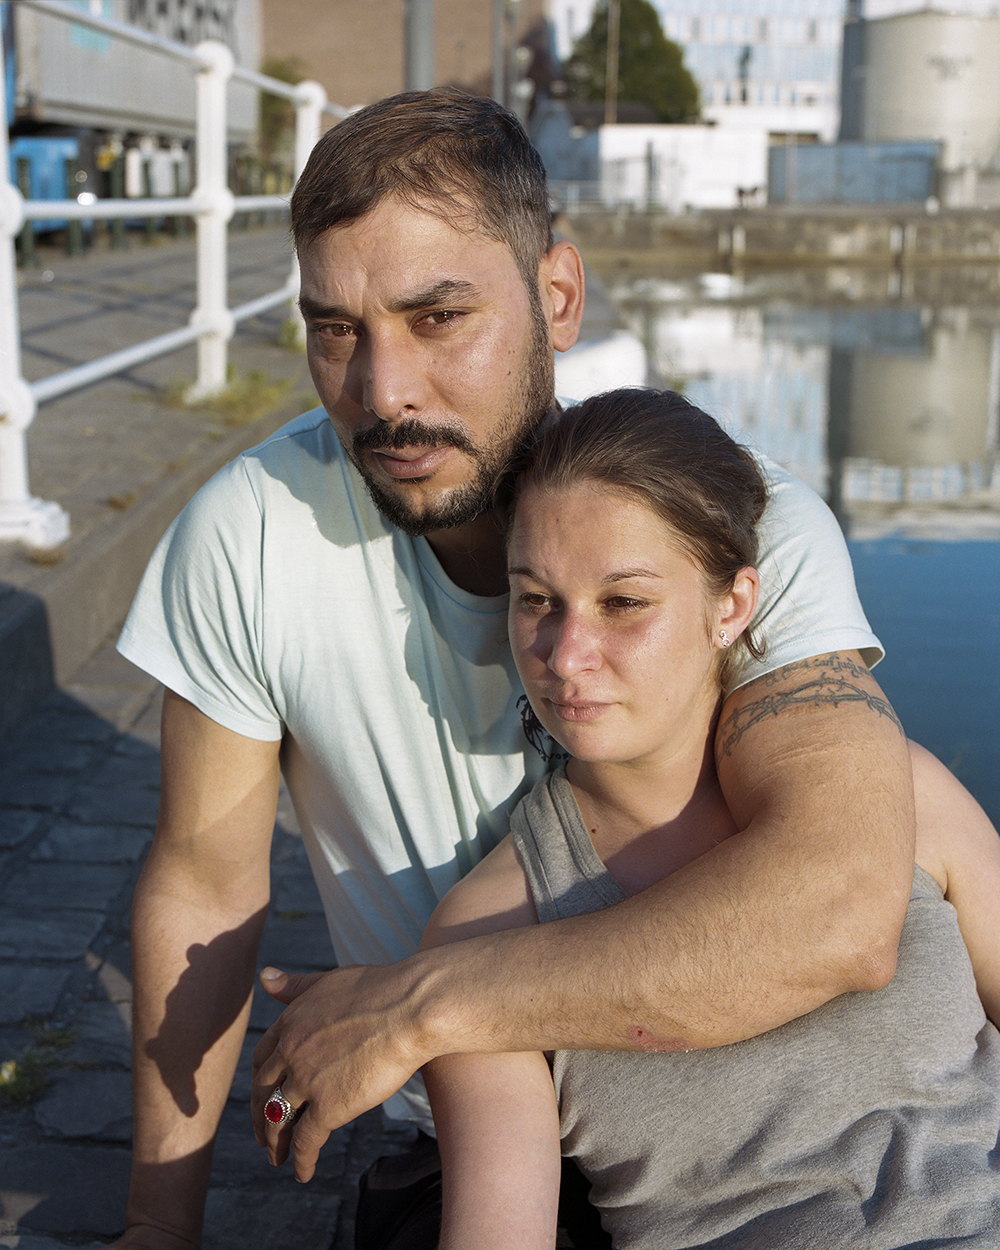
[[264, 1086, 299, 1126]]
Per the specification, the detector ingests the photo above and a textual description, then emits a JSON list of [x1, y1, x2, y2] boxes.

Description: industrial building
[[3, 0, 262, 208], [542, 0, 1000, 210], [840, 4, 1000, 206]]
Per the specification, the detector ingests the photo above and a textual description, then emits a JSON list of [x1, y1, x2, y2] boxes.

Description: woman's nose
[[546, 613, 599, 678]]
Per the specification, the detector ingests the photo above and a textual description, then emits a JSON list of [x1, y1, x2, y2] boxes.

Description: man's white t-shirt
[[118, 407, 882, 1126]]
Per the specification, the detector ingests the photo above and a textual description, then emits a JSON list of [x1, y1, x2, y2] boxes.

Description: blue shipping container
[[768, 141, 940, 205], [9, 135, 80, 232]]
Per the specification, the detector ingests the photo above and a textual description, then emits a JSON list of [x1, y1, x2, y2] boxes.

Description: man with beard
[[115, 90, 922, 1250]]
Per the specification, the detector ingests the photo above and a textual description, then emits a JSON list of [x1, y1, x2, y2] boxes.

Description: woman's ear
[[537, 241, 585, 354], [716, 567, 760, 647]]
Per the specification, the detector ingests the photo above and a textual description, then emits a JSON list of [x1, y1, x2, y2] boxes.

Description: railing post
[[187, 39, 235, 401], [0, 38, 70, 547], [285, 79, 327, 342]]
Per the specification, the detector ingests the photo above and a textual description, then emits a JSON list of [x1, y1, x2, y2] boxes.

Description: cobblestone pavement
[[0, 225, 414, 1250], [0, 636, 415, 1250]]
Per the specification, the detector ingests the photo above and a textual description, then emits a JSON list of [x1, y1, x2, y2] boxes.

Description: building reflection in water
[[609, 267, 999, 539], [604, 264, 999, 824]]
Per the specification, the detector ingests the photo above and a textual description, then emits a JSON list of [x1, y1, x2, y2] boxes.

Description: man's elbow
[[808, 884, 905, 999], [831, 906, 903, 994], [822, 857, 910, 996], [846, 939, 899, 992]]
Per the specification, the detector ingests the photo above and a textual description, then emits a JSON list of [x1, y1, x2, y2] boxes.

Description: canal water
[[595, 263, 999, 826]]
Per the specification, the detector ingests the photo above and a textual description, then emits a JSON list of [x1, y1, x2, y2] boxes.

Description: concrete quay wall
[[562, 206, 1000, 271]]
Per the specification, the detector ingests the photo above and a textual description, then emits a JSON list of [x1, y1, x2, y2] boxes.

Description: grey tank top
[[512, 767, 1000, 1250]]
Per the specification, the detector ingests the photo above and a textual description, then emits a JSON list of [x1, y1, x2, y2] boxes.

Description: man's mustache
[[353, 418, 475, 457]]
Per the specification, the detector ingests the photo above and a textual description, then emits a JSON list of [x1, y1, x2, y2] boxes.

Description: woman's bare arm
[[421, 837, 561, 1250], [910, 741, 1000, 1027]]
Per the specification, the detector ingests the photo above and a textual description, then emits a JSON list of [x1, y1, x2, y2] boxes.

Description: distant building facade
[[260, 0, 547, 113], [659, 0, 842, 142]]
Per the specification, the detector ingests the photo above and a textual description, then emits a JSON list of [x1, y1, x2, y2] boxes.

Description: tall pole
[[405, 0, 435, 91], [493, 0, 505, 103], [604, 0, 620, 125]]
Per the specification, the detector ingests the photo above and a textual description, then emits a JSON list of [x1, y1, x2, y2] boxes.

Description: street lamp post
[[605, 0, 621, 125], [405, 0, 435, 91]]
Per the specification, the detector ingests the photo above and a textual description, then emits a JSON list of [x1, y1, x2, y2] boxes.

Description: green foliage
[[0, 1025, 76, 1106], [564, 0, 700, 123], [259, 55, 307, 165], [164, 366, 297, 427]]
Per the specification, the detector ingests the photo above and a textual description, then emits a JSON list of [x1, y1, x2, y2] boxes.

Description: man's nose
[[362, 334, 426, 421]]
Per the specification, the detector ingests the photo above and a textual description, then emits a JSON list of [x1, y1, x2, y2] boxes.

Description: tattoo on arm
[[717, 653, 905, 759]]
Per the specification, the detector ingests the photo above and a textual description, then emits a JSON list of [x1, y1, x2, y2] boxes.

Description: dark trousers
[[355, 1131, 612, 1249]]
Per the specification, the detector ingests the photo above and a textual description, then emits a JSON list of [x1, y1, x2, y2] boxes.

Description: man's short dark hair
[[290, 88, 554, 290]]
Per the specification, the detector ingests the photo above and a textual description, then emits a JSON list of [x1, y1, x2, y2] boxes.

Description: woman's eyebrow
[[506, 567, 662, 582], [603, 569, 661, 584]]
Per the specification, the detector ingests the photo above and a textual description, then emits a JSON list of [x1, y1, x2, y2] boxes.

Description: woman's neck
[[567, 726, 738, 896]]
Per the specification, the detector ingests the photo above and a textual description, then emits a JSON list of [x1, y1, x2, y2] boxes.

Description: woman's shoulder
[[420, 833, 538, 950]]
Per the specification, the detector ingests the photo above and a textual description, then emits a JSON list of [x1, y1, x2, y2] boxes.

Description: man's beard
[[348, 306, 554, 538]]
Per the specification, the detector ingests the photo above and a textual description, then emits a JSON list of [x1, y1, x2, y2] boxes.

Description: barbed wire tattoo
[[717, 653, 905, 758]]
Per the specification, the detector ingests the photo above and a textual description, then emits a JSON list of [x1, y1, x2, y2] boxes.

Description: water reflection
[[600, 264, 999, 823]]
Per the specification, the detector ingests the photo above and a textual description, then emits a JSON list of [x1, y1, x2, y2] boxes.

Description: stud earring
[[719, 630, 732, 648]]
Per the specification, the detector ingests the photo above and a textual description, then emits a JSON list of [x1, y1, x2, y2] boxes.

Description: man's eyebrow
[[298, 294, 351, 321], [387, 279, 480, 314], [298, 280, 480, 323]]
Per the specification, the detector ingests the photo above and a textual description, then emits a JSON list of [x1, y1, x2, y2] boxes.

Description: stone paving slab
[[0, 639, 408, 1250]]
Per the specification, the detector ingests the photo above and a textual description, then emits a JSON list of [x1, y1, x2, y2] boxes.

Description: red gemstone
[[265, 1098, 284, 1123]]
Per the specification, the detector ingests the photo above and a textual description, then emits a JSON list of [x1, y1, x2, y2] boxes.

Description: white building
[[533, 99, 770, 209], [546, 0, 843, 142], [597, 122, 769, 209]]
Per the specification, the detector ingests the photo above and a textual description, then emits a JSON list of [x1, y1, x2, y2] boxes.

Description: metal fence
[[0, 0, 344, 548]]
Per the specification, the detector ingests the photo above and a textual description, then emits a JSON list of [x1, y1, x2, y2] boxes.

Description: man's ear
[[538, 241, 585, 353], [717, 567, 760, 646]]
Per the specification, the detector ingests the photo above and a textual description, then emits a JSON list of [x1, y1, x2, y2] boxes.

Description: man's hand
[[251, 964, 431, 1182]]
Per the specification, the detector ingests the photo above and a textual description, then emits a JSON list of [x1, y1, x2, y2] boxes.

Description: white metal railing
[[0, 0, 344, 547]]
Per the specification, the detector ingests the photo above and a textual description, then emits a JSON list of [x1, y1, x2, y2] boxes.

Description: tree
[[259, 55, 307, 172], [564, 0, 699, 123]]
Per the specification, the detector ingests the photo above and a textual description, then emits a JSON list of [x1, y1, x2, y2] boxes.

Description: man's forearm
[[406, 837, 883, 1063], [127, 857, 268, 1244], [409, 654, 914, 1059], [255, 653, 916, 1164]]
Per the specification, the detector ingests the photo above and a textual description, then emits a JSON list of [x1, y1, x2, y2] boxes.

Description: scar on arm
[[717, 653, 905, 759]]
